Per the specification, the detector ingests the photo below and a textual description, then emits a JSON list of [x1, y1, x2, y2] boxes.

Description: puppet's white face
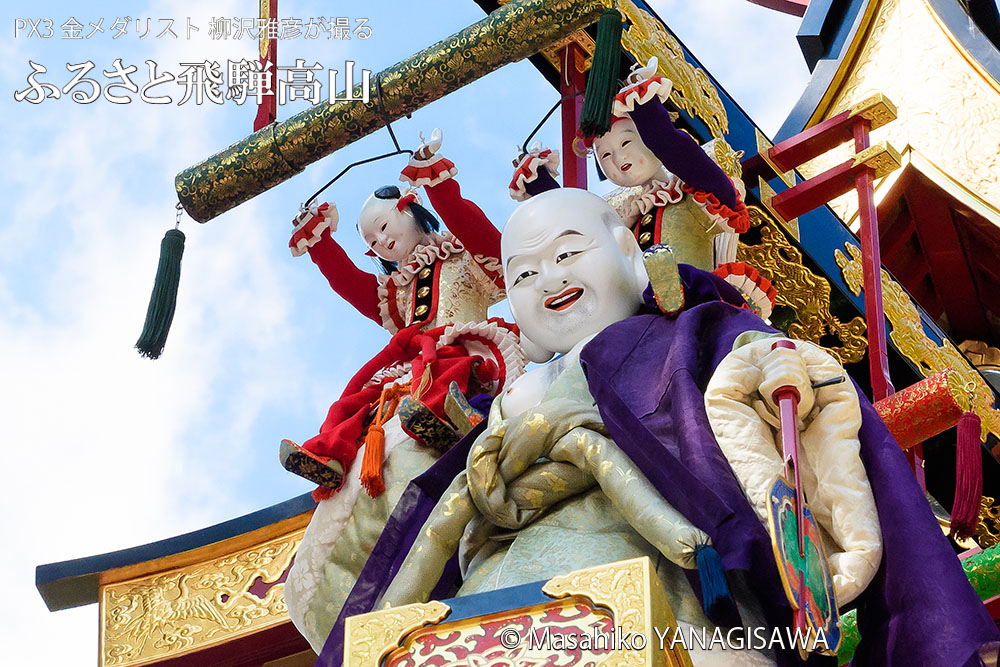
[[502, 189, 647, 357], [358, 195, 430, 264], [593, 118, 663, 188]]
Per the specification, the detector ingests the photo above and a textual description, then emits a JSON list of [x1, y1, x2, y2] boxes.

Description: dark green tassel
[[695, 544, 733, 622], [579, 8, 623, 140], [136, 228, 185, 359]]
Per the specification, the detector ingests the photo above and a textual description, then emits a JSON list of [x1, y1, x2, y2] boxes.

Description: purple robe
[[580, 266, 998, 667]]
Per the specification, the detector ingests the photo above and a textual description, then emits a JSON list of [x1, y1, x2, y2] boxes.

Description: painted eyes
[[621, 139, 631, 148], [512, 270, 537, 287], [556, 250, 581, 263], [368, 221, 389, 247], [512, 250, 582, 286]]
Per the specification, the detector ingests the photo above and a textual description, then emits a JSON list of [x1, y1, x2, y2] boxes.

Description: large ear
[[612, 224, 650, 296], [518, 331, 555, 364]]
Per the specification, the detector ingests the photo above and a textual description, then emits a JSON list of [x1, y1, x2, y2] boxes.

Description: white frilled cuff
[[288, 202, 335, 257], [612, 75, 673, 116], [399, 154, 458, 189], [508, 147, 560, 201], [712, 262, 777, 320]]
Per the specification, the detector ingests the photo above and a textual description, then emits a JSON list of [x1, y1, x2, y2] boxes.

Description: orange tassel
[[358, 381, 410, 499], [360, 423, 386, 497]]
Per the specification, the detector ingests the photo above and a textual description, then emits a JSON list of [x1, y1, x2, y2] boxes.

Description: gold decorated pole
[[176, 0, 606, 222]]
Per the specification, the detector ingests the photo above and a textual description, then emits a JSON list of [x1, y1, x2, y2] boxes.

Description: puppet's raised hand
[[401, 129, 457, 188], [289, 201, 337, 257], [613, 56, 672, 116], [414, 128, 443, 160], [509, 142, 560, 201]]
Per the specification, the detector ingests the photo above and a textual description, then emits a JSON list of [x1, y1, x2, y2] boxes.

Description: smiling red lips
[[621, 163, 632, 172], [544, 287, 584, 311]]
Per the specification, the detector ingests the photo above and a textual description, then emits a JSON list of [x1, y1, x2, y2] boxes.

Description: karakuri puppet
[[280, 130, 523, 653], [510, 57, 776, 318]]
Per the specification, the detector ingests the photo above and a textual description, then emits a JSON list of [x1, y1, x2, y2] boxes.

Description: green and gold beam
[[175, 0, 605, 222]]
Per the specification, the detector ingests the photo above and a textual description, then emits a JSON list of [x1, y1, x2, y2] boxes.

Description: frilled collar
[[380, 232, 465, 288], [617, 173, 685, 225]]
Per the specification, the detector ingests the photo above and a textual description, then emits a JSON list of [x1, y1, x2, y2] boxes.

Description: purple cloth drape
[[580, 266, 997, 666]]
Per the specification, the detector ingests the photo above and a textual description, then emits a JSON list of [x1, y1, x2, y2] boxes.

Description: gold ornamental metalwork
[[705, 137, 744, 180], [847, 93, 899, 130], [835, 241, 1000, 442], [100, 529, 303, 667], [961, 341, 1000, 371], [977, 496, 1000, 549], [543, 557, 692, 667], [737, 207, 868, 364], [851, 141, 903, 179], [797, 0, 1000, 223], [344, 601, 451, 667]]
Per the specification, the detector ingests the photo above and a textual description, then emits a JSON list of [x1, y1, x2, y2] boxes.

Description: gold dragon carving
[[497, 0, 731, 137], [835, 242, 1000, 442], [101, 532, 301, 666], [737, 207, 869, 365], [977, 496, 1000, 549], [609, 0, 729, 139]]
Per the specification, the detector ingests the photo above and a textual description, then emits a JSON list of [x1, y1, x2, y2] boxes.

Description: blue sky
[[1, 1, 807, 663]]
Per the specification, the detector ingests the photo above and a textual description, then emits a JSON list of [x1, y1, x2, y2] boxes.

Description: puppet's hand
[[613, 57, 672, 117], [289, 202, 336, 257], [757, 340, 817, 421], [401, 130, 457, 188], [509, 142, 560, 201], [414, 128, 443, 160]]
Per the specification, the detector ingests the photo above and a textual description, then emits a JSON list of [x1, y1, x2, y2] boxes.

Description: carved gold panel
[[345, 557, 690, 667], [797, 0, 1000, 225], [977, 496, 1000, 549], [543, 557, 692, 667], [344, 601, 451, 667], [835, 241, 1000, 442], [100, 528, 303, 667], [737, 207, 868, 364]]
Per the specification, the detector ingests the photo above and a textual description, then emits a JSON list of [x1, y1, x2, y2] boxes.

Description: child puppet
[[509, 57, 775, 318], [282, 129, 522, 499]]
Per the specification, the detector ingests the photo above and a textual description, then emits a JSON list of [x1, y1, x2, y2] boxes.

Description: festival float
[[35, 1, 1000, 665]]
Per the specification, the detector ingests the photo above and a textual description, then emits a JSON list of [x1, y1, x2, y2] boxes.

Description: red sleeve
[[306, 228, 381, 325], [423, 178, 501, 262]]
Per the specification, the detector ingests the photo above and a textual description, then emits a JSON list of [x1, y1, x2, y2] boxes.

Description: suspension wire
[[302, 72, 413, 209], [376, 72, 403, 153], [520, 91, 585, 156]]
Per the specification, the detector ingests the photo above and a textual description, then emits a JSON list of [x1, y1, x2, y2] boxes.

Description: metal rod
[[174, 0, 606, 223]]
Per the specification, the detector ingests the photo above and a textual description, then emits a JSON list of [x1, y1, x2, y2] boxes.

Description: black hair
[[373, 185, 441, 233], [593, 155, 608, 181], [366, 185, 442, 274]]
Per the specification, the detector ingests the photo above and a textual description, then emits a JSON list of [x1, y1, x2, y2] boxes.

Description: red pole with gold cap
[[254, 0, 278, 131]]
